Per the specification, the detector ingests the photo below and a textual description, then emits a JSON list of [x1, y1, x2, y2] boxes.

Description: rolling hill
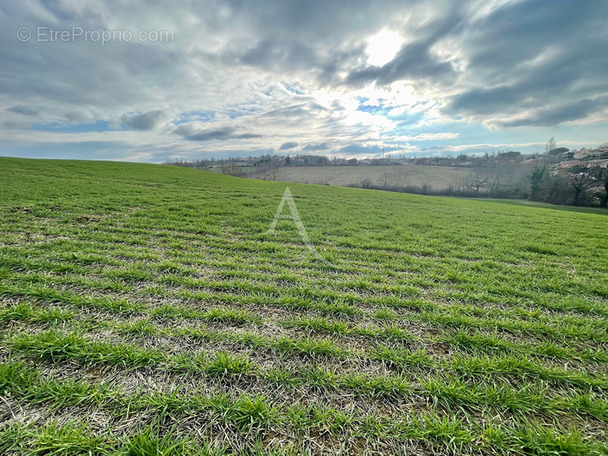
[[1, 157, 607, 455]]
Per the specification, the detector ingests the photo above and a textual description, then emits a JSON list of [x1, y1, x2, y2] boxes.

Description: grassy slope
[[242, 164, 469, 190], [0, 157, 607, 455]]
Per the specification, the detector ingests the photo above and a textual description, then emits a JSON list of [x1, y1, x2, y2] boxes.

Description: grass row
[[2, 298, 606, 388], [1, 360, 604, 456], [3, 279, 608, 350], [5, 329, 608, 423], [3, 252, 608, 326]]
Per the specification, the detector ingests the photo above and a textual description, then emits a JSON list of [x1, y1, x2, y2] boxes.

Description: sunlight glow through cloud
[[365, 30, 404, 67]]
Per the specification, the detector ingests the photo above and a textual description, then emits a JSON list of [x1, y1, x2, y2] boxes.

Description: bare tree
[[568, 165, 599, 205], [545, 137, 557, 154], [379, 171, 390, 189], [390, 166, 409, 188], [489, 175, 501, 196], [466, 172, 489, 196], [452, 175, 468, 194], [379, 166, 409, 189], [258, 161, 281, 181], [219, 160, 243, 177], [599, 168, 608, 207]]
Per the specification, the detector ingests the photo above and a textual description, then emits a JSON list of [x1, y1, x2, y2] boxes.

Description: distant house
[[574, 148, 608, 160], [586, 159, 608, 168], [557, 160, 585, 169], [556, 158, 608, 170]]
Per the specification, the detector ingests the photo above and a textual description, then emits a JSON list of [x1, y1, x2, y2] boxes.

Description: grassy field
[[1, 157, 607, 455], [243, 165, 470, 190]]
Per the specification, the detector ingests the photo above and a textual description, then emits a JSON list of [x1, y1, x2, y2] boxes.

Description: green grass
[[0, 157, 607, 455]]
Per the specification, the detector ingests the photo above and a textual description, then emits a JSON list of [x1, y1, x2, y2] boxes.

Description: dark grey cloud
[[488, 97, 608, 129], [224, 0, 402, 39], [445, 0, 608, 125], [261, 102, 326, 119], [279, 141, 298, 150], [345, 41, 455, 87], [0, 1, 188, 116], [344, 8, 464, 87], [303, 143, 329, 151], [65, 110, 94, 124], [233, 39, 316, 73], [4, 119, 30, 129], [7, 105, 38, 116], [219, 0, 421, 83], [173, 124, 262, 142], [449, 86, 518, 116], [463, 0, 607, 78], [121, 110, 166, 131]]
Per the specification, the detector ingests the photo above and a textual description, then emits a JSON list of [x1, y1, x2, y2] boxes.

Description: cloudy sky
[[1, 0, 607, 162]]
